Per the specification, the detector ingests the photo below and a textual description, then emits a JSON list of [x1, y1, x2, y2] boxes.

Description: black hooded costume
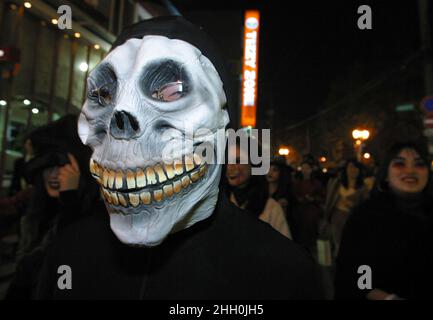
[[35, 16, 322, 300]]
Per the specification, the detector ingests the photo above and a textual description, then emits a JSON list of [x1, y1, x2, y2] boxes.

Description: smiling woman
[[335, 141, 433, 300]]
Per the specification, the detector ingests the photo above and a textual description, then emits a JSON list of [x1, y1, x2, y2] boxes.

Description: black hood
[[24, 115, 92, 183], [111, 16, 233, 127]]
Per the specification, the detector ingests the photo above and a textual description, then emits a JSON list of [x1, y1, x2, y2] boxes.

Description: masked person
[[35, 16, 321, 299]]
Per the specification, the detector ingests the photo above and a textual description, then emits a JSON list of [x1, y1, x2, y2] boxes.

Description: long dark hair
[[222, 134, 268, 217], [269, 161, 294, 200], [372, 141, 433, 197], [340, 158, 365, 189]]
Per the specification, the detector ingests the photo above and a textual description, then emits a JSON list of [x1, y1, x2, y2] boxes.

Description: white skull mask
[[78, 35, 229, 247]]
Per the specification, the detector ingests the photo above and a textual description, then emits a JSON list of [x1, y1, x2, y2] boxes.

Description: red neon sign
[[241, 10, 260, 128]]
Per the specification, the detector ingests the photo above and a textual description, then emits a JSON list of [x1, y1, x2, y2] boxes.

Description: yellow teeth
[[111, 192, 119, 206], [174, 159, 184, 175], [165, 162, 175, 179], [102, 189, 111, 203], [90, 159, 96, 174], [154, 164, 167, 183], [140, 192, 151, 205], [190, 170, 200, 182], [185, 155, 195, 172], [173, 180, 182, 193], [146, 167, 157, 185], [136, 169, 146, 188], [199, 165, 207, 177], [154, 189, 163, 202], [115, 170, 123, 189], [118, 194, 128, 207], [92, 156, 209, 208], [163, 184, 174, 198], [129, 193, 140, 207], [126, 170, 136, 189], [103, 170, 109, 188], [108, 171, 115, 189], [181, 176, 191, 188]]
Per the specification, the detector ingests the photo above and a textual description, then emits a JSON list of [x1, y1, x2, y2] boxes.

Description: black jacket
[[36, 193, 322, 299], [335, 192, 433, 300]]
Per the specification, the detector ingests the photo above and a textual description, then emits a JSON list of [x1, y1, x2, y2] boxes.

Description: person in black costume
[[6, 115, 100, 299], [35, 16, 322, 300], [335, 141, 433, 300]]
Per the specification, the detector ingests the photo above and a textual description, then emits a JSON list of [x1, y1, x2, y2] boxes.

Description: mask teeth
[[184, 154, 195, 172], [154, 164, 167, 183], [115, 170, 123, 189], [140, 191, 151, 205], [153, 189, 163, 202], [164, 162, 175, 179], [100, 164, 208, 208], [126, 170, 136, 189], [129, 193, 140, 207], [108, 170, 115, 189], [136, 169, 146, 188], [93, 156, 209, 208], [174, 159, 184, 176]]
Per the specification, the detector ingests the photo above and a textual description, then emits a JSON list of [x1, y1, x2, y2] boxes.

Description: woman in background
[[322, 159, 370, 257], [267, 158, 297, 238], [225, 143, 291, 239], [335, 142, 433, 300]]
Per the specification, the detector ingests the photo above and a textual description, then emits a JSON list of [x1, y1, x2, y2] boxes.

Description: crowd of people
[[221, 137, 433, 300], [0, 114, 432, 300]]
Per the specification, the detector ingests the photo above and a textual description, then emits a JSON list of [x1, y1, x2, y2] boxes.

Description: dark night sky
[[170, 1, 423, 130]]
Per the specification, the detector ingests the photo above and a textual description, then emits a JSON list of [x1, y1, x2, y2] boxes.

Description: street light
[[79, 62, 89, 72], [352, 128, 370, 161], [352, 129, 370, 140], [363, 152, 371, 159], [278, 147, 289, 156]]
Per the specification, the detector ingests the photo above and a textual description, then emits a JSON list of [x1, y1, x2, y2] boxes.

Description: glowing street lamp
[[352, 129, 370, 140], [79, 62, 89, 72], [352, 128, 370, 161], [278, 147, 290, 156]]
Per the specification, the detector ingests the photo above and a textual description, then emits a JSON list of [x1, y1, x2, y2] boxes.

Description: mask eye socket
[[142, 60, 190, 103], [88, 64, 117, 107], [151, 81, 184, 102], [90, 85, 113, 105]]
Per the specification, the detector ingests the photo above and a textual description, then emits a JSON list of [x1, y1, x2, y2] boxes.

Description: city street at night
[[0, 0, 432, 306]]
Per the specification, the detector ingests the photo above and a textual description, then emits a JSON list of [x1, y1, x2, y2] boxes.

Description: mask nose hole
[[110, 111, 140, 139]]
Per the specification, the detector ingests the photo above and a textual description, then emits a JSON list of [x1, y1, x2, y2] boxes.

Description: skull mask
[[78, 18, 230, 247]]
